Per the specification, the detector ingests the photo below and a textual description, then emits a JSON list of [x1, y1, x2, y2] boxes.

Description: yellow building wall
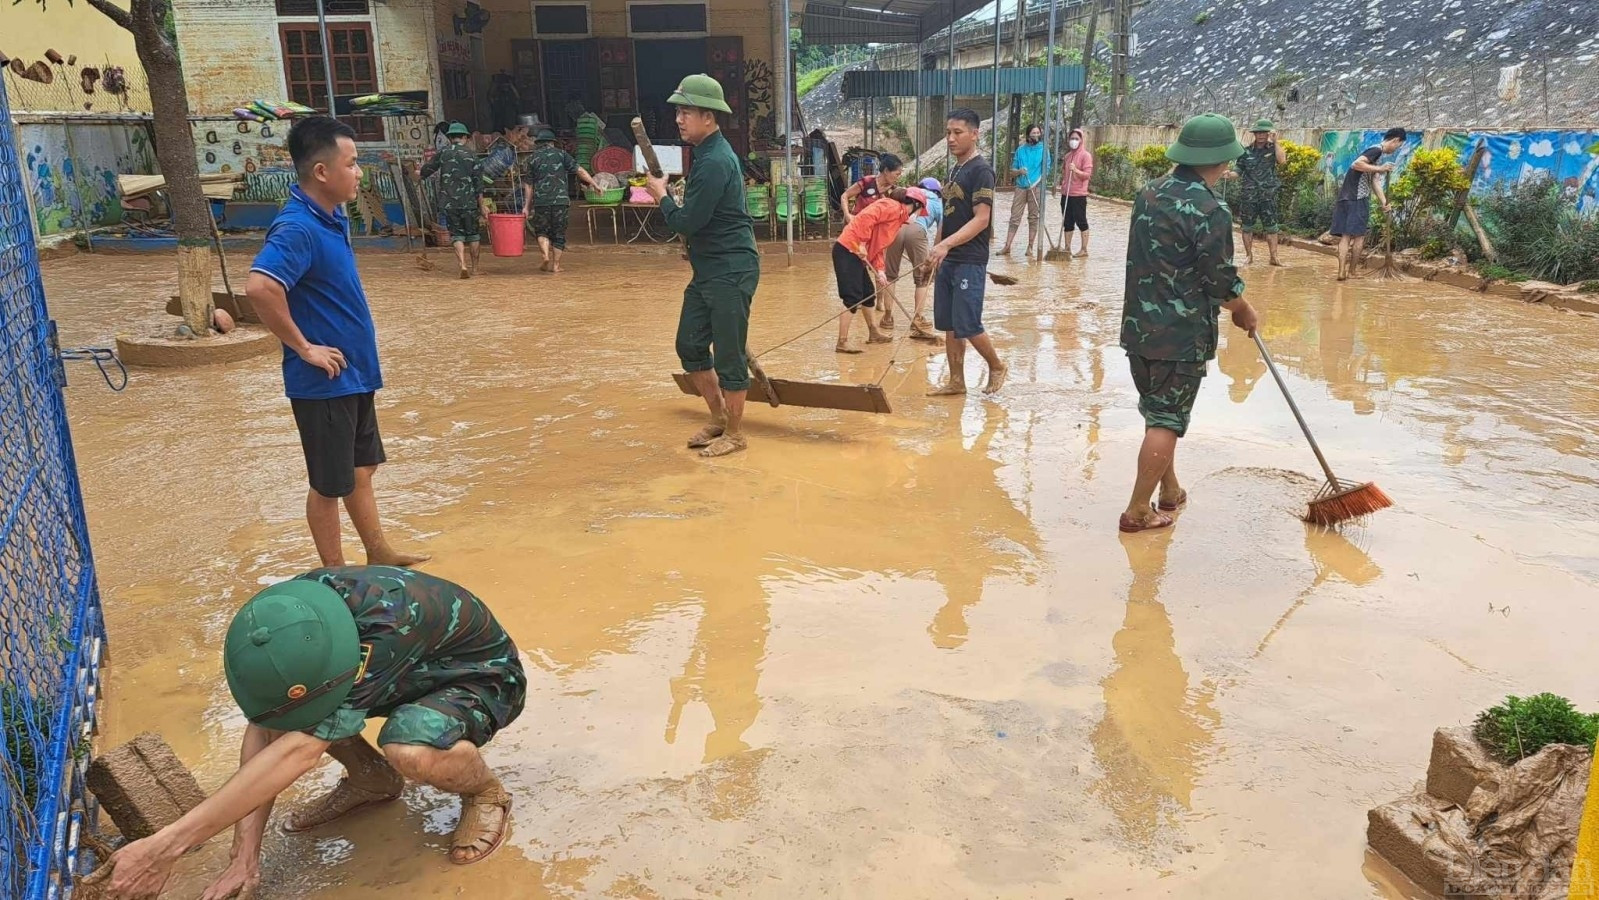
[[0, 1, 153, 112]]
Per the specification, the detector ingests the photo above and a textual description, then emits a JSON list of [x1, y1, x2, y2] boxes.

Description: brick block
[[86, 732, 206, 841], [1426, 726, 1505, 810]]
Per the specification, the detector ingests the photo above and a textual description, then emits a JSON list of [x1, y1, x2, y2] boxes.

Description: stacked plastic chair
[[745, 183, 772, 236], [575, 112, 605, 175], [803, 176, 831, 236], [775, 181, 797, 228]]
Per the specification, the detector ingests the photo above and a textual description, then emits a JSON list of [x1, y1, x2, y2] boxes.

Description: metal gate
[[0, 75, 108, 899]]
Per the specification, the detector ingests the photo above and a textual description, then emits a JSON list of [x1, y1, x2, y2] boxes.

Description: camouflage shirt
[[1234, 144, 1280, 196], [523, 144, 579, 207], [1120, 167, 1245, 363], [299, 566, 520, 743], [421, 143, 488, 211]]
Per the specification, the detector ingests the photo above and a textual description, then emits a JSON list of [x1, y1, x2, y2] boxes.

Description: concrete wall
[[13, 116, 158, 235], [173, 0, 437, 140], [1, 2, 154, 112]]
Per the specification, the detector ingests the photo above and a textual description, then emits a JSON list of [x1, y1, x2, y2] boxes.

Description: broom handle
[[1252, 332, 1341, 486]]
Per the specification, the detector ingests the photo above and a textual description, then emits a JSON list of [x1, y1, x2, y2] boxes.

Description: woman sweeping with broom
[[832, 187, 929, 353]]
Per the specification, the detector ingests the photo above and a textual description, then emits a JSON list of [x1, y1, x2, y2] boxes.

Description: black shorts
[[832, 242, 876, 309], [290, 392, 387, 498], [1061, 195, 1090, 232]]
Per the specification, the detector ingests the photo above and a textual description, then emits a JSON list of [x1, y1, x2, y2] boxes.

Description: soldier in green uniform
[[645, 74, 760, 459], [522, 127, 600, 273], [1230, 119, 1288, 266], [420, 122, 491, 279], [1119, 114, 1260, 534], [86, 567, 524, 898]]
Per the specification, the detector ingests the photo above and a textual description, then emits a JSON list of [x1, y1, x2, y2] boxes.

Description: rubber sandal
[[449, 785, 512, 866], [686, 423, 725, 449], [282, 778, 402, 833], [1118, 511, 1174, 533], [1157, 490, 1188, 512]]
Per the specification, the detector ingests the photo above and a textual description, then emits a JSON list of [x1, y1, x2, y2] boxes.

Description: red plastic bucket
[[488, 213, 527, 257]]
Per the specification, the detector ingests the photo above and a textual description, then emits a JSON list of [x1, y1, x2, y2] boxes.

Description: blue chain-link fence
[[0, 74, 109, 899]]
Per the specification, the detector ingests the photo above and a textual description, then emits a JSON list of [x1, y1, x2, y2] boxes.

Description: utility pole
[[1109, 0, 1130, 123]]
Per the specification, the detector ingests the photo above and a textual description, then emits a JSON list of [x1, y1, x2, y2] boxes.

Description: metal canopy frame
[[798, 0, 994, 45]]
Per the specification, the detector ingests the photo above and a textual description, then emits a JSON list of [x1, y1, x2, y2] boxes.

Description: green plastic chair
[[802, 177, 831, 235], [775, 182, 797, 224], [746, 183, 771, 222]]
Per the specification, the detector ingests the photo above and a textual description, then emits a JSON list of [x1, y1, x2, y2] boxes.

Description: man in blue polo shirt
[[246, 116, 429, 569]]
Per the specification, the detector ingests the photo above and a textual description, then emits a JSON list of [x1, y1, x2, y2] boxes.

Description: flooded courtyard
[[46, 197, 1599, 898]]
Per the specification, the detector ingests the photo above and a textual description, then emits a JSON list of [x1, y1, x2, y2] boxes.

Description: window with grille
[[533, 3, 589, 36], [275, 0, 369, 15], [279, 24, 383, 141], [627, 2, 707, 35]]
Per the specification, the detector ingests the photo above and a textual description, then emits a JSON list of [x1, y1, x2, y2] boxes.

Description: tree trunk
[[126, 0, 216, 335], [1070, 0, 1100, 132]]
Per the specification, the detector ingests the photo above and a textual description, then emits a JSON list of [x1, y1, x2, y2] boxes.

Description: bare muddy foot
[[928, 381, 966, 397], [867, 332, 893, 344], [983, 364, 1008, 394], [836, 342, 863, 354]]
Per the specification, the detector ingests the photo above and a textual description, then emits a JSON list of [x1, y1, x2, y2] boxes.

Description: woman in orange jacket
[[832, 187, 928, 353]]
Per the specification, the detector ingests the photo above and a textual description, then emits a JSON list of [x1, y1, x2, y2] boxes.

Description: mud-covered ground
[[50, 195, 1599, 898]]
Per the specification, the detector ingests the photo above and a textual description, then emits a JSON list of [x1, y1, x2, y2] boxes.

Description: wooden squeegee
[[671, 372, 893, 414]]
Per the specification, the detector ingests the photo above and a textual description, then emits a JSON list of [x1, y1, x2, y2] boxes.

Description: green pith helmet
[[1251, 118, 1275, 133], [1166, 113, 1246, 166], [447, 122, 470, 137], [223, 579, 360, 733], [666, 74, 732, 114], [535, 127, 556, 142]]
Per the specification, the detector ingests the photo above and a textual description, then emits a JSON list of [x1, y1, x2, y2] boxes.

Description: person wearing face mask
[[1059, 128, 1094, 257], [1000, 124, 1049, 255]]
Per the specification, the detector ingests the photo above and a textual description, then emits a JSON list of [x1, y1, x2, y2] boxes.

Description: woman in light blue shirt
[[1000, 124, 1051, 255]]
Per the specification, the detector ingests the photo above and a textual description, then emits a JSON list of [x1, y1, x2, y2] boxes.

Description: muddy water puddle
[[46, 197, 1599, 898]]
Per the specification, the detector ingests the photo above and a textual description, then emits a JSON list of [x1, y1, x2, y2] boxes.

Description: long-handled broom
[[1253, 332, 1392, 526]]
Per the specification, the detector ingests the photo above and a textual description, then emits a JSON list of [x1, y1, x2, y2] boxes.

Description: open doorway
[[634, 38, 706, 139]]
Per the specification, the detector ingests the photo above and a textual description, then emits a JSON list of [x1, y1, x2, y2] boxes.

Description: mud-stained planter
[[116, 324, 277, 368]]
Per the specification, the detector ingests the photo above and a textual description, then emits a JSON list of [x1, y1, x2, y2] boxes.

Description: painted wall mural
[[1443, 130, 1599, 215], [21, 121, 156, 235], [744, 57, 775, 149]]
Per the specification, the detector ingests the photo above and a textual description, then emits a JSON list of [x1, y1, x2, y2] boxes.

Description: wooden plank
[[167, 291, 261, 323], [672, 373, 892, 414]]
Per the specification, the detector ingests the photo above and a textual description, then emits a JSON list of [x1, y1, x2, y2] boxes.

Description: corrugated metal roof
[[799, 0, 993, 44], [842, 66, 1086, 98]]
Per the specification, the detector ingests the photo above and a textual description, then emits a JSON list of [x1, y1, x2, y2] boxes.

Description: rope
[[752, 263, 922, 361], [60, 347, 128, 392]]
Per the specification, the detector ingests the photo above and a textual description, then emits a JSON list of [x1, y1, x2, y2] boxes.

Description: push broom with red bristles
[[1253, 333, 1393, 525]]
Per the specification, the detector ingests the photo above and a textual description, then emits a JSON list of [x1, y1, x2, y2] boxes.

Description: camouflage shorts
[[1236, 193, 1280, 234], [531, 205, 571, 250], [375, 661, 527, 750], [442, 208, 482, 243], [1129, 354, 1206, 438]]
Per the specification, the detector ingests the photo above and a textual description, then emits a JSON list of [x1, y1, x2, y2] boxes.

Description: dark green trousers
[[676, 269, 758, 391]]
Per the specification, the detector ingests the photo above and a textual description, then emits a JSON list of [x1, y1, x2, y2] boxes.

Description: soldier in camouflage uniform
[[521, 127, 599, 273], [1119, 114, 1260, 534], [1229, 119, 1288, 266], [420, 122, 490, 279], [88, 567, 524, 897]]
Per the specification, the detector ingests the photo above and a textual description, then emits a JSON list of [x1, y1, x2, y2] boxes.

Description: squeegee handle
[[1253, 331, 1341, 486], [631, 118, 664, 179]]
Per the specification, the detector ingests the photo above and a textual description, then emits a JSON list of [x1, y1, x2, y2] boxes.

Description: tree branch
[[83, 0, 135, 32]]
